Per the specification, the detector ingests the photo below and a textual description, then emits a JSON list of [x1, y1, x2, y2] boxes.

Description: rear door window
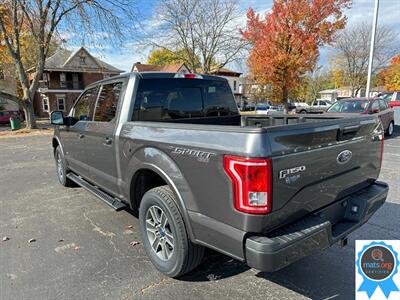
[[94, 82, 124, 122]]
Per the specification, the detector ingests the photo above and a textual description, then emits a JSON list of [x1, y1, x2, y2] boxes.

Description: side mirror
[[50, 111, 65, 125]]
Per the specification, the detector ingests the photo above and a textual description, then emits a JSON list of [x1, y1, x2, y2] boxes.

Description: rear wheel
[[299, 110, 307, 114], [55, 146, 75, 187], [139, 186, 204, 277], [386, 121, 394, 137]]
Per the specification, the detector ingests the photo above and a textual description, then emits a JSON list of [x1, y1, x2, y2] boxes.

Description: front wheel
[[55, 146, 75, 187], [139, 186, 204, 277], [386, 121, 394, 137]]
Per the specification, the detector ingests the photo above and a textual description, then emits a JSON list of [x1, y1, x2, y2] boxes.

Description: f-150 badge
[[279, 165, 306, 181]]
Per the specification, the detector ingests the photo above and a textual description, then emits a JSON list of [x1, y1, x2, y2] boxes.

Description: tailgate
[[266, 116, 383, 229]]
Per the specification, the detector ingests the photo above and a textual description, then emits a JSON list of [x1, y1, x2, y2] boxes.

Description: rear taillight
[[224, 155, 272, 214]]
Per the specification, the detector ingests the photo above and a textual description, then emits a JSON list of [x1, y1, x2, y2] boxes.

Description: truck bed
[[160, 113, 357, 129]]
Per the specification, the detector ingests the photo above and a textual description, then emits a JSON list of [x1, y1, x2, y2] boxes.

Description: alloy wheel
[[145, 205, 174, 261], [389, 122, 394, 136], [56, 151, 63, 179]]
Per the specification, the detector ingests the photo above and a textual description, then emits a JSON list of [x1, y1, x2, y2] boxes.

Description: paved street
[[0, 128, 399, 300]]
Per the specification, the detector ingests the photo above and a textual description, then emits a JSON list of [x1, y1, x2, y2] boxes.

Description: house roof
[[29, 47, 122, 73], [131, 62, 188, 73], [209, 67, 242, 76]]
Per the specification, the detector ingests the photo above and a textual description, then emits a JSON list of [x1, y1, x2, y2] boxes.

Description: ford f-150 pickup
[[50, 72, 388, 278]]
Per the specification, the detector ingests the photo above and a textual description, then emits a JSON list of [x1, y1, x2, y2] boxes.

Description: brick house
[[30, 47, 122, 117]]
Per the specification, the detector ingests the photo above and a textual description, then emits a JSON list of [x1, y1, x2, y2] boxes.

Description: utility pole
[[366, 0, 379, 98]]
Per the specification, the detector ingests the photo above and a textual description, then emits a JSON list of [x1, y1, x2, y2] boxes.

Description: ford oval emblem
[[337, 150, 352, 164]]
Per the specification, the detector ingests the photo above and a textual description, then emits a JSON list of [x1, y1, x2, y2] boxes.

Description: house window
[[233, 80, 237, 91], [42, 98, 49, 112], [80, 56, 86, 65], [60, 73, 66, 88], [41, 72, 49, 81], [57, 96, 65, 111], [103, 73, 110, 79]]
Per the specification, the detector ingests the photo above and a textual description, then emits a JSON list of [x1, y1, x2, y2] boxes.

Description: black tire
[[139, 185, 204, 278], [55, 146, 75, 187], [299, 110, 307, 114], [386, 121, 394, 137]]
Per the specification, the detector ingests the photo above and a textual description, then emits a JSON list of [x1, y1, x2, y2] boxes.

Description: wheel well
[[130, 169, 167, 212]]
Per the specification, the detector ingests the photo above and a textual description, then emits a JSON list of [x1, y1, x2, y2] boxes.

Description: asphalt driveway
[[0, 128, 399, 300]]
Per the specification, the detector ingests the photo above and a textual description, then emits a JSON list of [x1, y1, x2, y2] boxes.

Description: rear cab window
[[132, 78, 238, 121]]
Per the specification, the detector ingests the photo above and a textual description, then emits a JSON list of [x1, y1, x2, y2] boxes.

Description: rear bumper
[[245, 181, 388, 272]]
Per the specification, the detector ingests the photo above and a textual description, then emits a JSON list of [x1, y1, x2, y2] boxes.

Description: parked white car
[[292, 102, 310, 114], [307, 99, 332, 113]]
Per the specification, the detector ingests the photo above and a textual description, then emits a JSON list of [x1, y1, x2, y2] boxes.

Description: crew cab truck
[[51, 72, 388, 278]]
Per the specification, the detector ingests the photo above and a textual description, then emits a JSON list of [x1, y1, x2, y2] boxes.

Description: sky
[[69, 0, 400, 73]]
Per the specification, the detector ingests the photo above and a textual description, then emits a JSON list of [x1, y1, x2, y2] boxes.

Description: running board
[[67, 173, 126, 211]]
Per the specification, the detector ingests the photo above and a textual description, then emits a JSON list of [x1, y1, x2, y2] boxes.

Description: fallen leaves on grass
[[0, 128, 53, 138]]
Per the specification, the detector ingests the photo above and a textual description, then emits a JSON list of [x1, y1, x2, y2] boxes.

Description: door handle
[[104, 137, 112, 145], [78, 133, 84, 139]]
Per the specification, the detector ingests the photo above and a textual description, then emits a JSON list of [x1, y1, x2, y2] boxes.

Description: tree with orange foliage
[[241, 0, 351, 105], [378, 55, 400, 91]]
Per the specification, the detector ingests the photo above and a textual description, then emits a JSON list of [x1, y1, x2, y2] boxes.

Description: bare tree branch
[[333, 22, 399, 96], [144, 0, 246, 73]]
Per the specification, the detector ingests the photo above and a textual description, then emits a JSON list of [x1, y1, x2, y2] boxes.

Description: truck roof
[[85, 72, 228, 90], [137, 72, 227, 81]]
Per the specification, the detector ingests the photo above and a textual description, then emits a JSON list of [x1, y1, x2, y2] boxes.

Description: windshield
[[379, 93, 393, 101], [327, 100, 369, 113]]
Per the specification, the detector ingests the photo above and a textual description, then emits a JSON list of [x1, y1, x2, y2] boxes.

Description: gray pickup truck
[[50, 72, 388, 278]]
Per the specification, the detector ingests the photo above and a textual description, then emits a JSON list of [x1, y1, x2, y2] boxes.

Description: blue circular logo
[[357, 241, 400, 298]]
